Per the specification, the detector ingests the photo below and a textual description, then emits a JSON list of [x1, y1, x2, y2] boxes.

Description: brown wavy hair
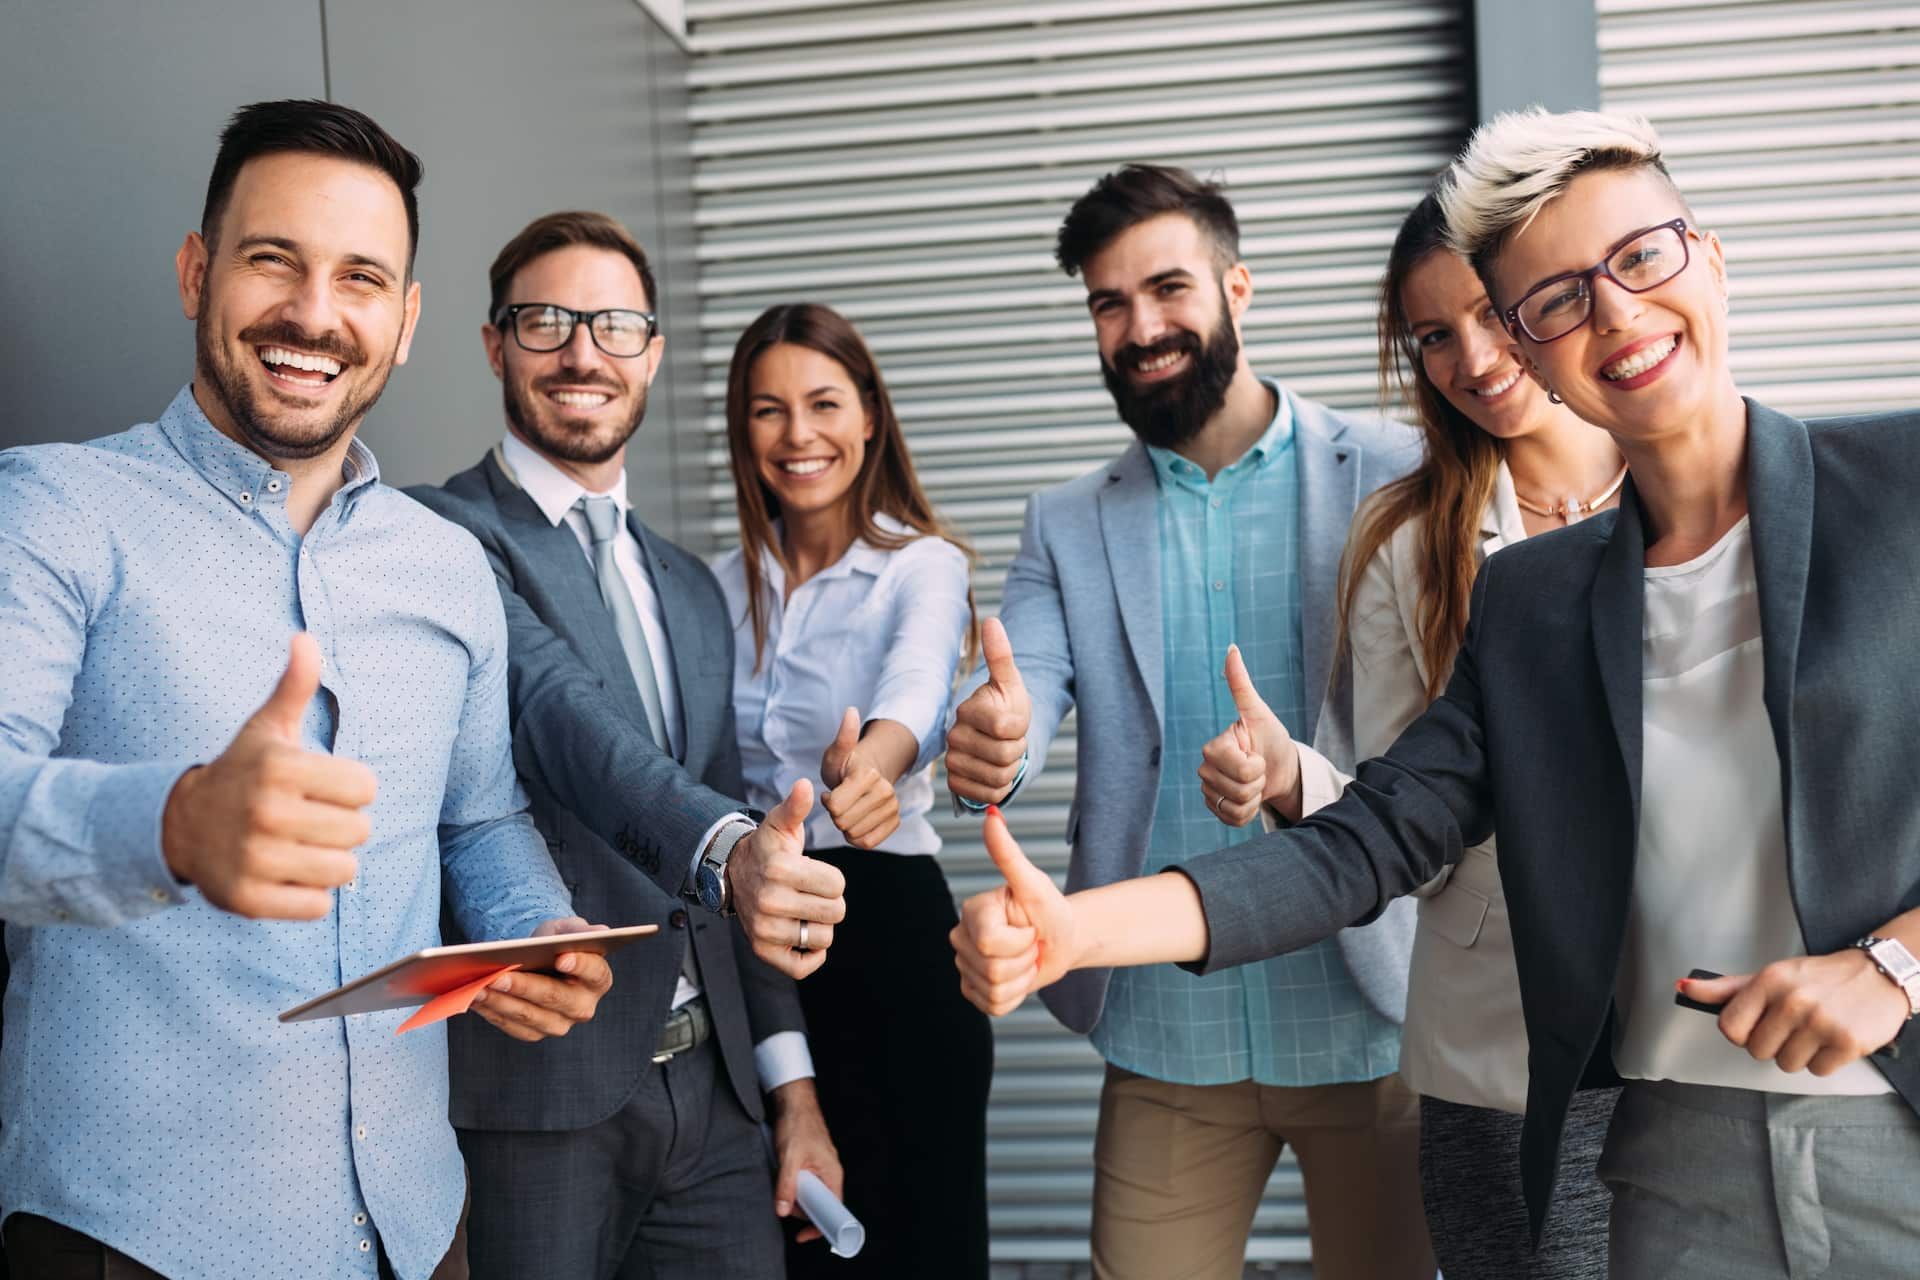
[[1335, 191, 1504, 700], [725, 302, 979, 675]]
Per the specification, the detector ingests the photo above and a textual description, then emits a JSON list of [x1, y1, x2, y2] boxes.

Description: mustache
[[533, 373, 625, 395], [1110, 330, 1201, 375], [237, 319, 366, 368]]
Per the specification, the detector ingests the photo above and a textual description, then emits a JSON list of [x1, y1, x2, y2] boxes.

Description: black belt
[[652, 993, 712, 1064]]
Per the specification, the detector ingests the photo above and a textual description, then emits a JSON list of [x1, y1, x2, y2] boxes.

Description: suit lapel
[[1743, 400, 1814, 847], [1098, 444, 1166, 733], [481, 451, 649, 728], [629, 512, 700, 766], [1294, 398, 1358, 738], [1590, 476, 1648, 831]]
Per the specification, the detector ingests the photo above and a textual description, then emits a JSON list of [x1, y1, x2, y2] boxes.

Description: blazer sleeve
[[409, 487, 741, 902], [1180, 557, 1500, 973], [988, 491, 1079, 786], [732, 917, 807, 1044]]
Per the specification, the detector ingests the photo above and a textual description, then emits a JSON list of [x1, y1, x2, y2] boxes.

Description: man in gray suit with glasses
[[410, 211, 843, 1280]]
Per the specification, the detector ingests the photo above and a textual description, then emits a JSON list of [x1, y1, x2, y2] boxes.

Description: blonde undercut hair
[[1440, 108, 1687, 298]]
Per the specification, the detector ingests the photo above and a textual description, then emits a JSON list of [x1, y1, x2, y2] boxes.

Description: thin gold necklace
[[1513, 463, 1629, 524]]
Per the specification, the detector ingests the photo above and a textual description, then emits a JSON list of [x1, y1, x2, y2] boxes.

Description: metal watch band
[[1855, 935, 1920, 1019]]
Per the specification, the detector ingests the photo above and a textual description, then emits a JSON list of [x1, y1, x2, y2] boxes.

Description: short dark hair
[[201, 99, 423, 269], [1055, 164, 1241, 278], [488, 211, 658, 321]]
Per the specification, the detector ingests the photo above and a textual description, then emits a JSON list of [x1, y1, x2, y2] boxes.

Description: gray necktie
[[577, 494, 672, 752]]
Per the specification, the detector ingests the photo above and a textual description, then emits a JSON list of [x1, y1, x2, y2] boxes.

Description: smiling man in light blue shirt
[[0, 100, 611, 1280]]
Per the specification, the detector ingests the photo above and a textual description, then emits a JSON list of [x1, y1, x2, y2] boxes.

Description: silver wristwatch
[[1854, 935, 1920, 1020], [693, 818, 756, 915]]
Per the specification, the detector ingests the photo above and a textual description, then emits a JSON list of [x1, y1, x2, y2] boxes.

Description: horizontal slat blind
[[1598, 0, 1920, 415], [681, 0, 1470, 1263]]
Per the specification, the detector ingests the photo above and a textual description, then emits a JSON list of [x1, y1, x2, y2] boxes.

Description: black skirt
[[785, 846, 995, 1280]]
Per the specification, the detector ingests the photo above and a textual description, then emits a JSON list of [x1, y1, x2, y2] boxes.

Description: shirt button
[[358, 1239, 371, 1252], [345, 879, 357, 892], [150, 888, 169, 903], [353, 1213, 367, 1226], [1210, 497, 1222, 509], [356, 1125, 368, 1140], [1212, 580, 1225, 591], [239, 491, 253, 504], [268, 478, 283, 493]]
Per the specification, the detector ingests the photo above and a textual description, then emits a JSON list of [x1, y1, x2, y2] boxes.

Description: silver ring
[[797, 920, 811, 952], [1213, 793, 1227, 815]]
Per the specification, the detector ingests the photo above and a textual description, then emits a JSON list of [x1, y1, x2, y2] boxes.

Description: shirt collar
[[1146, 376, 1295, 489], [500, 430, 630, 528], [157, 384, 381, 514]]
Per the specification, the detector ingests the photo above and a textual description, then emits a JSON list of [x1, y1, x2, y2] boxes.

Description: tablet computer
[[278, 924, 659, 1023]]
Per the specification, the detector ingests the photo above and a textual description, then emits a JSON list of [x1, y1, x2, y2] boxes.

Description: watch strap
[[1855, 935, 1920, 1019]]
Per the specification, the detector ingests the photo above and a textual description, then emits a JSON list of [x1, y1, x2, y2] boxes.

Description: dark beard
[[194, 298, 387, 462], [1099, 298, 1240, 451], [502, 373, 647, 467]]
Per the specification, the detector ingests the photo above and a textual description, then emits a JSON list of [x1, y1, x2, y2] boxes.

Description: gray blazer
[[983, 383, 1422, 1034], [409, 452, 803, 1132], [1183, 402, 1920, 1238]]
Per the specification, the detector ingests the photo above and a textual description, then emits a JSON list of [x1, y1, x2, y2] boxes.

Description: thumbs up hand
[[160, 633, 375, 920], [951, 806, 1077, 1016], [1197, 645, 1301, 828], [946, 617, 1031, 806], [820, 708, 901, 850], [732, 778, 847, 980]]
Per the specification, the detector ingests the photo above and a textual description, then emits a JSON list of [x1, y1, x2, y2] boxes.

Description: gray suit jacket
[[1183, 401, 1920, 1238], [982, 383, 1422, 1034], [409, 452, 803, 1132]]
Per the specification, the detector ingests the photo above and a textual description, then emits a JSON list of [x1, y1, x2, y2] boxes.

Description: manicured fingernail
[[986, 804, 1001, 818], [493, 975, 512, 993], [558, 955, 576, 974], [776, 1200, 792, 1216], [1675, 979, 1688, 992]]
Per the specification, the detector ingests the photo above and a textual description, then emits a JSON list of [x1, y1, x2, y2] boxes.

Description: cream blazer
[[1311, 463, 1531, 1113]]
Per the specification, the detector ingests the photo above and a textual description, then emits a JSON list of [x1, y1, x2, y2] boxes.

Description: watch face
[[695, 864, 725, 913]]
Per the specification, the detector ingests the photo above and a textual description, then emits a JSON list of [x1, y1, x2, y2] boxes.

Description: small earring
[[1547, 389, 1564, 404]]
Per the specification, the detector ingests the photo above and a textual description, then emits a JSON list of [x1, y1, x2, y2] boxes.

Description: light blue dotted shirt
[[0, 387, 572, 1279], [1090, 383, 1402, 1087]]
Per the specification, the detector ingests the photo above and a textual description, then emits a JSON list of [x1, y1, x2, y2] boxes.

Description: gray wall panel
[[0, 0, 326, 448]]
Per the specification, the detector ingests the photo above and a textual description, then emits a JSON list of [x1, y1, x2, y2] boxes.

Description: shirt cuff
[[687, 812, 754, 899], [755, 1030, 815, 1092], [34, 759, 197, 925], [953, 746, 1028, 815], [1293, 743, 1350, 819]]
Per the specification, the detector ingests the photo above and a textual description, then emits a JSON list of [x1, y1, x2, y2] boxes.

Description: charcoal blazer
[[410, 451, 803, 1131], [1180, 401, 1920, 1239]]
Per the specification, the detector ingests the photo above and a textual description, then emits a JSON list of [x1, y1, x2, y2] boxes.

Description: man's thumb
[[982, 617, 1023, 695], [983, 806, 1053, 922], [770, 777, 815, 836], [1223, 644, 1271, 722], [251, 633, 321, 741], [830, 707, 860, 761]]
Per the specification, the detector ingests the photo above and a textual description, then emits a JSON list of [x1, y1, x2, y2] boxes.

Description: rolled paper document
[[795, 1168, 865, 1258]]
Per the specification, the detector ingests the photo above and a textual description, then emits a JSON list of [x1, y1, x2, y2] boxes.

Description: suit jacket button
[[1149, 746, 1162, 767], [669, 909, 689, 929]]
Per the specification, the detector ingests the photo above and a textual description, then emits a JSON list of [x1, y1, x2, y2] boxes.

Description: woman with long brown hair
[[712, 302, 991, 1278], [1303, 190, 1623, 1275]]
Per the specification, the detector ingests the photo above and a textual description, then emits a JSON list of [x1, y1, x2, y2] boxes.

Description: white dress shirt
[[713, 515, 971, 856], [495, 433, 811, 1088], [1312, 462, 1531, 1112], [1615, 516, 1888, 1095]]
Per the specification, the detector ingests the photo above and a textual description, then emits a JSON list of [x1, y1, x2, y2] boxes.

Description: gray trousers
[[1601, 1079, 1920, 1279], [456, 1037, 785, 1280]]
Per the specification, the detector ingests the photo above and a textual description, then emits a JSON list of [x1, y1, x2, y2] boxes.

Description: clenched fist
[[160, 633, 373, 920], [945, 617, 1030, 806], [820, 707, 901, 849]]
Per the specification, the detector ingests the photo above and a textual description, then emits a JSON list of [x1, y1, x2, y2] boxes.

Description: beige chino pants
[[1091, 1065, 1434, 1280]]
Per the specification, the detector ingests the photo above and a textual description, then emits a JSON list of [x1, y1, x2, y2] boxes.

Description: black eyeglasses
[[493, 303, 658, 358], [1504, 217, 1695, 344]]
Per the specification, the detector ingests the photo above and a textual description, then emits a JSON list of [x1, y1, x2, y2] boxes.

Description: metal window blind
[[680, 0, 1470, 1263], [1598, 0, 1920, 415]]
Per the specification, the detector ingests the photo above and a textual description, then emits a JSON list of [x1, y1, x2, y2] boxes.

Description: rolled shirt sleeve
[[865, 536, 973, 775]]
